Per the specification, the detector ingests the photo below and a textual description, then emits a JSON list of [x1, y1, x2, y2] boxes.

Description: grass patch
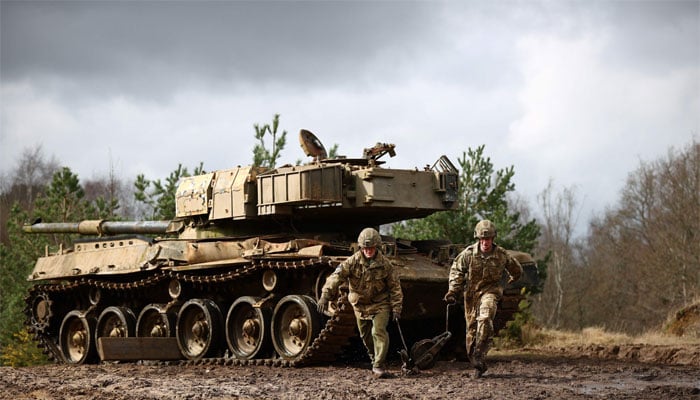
[[495, 325, 700, 351], [495, 299, 700, 350]]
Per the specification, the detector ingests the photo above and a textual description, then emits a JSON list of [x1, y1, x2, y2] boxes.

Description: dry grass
[[519, 325, 700, 348], [509, 299, 700, 349]]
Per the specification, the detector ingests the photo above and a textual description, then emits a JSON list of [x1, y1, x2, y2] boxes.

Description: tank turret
[[21, 130, 537, 368]]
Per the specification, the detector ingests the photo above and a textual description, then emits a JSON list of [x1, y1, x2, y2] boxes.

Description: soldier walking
[[317, 227, 404, 378]]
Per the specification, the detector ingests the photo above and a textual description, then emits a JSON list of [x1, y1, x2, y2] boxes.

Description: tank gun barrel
[[22, 220, 170, 236]]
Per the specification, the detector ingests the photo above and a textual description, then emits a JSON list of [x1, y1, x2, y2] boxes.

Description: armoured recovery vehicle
[[23, 130, 539, 366]]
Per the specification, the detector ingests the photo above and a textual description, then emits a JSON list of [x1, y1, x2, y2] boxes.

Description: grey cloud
[[1, 1, 440, 99], [1, 0, 696, 238], [603, 1, 699, 73]]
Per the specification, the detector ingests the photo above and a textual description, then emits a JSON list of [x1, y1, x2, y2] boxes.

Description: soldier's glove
[[392, 310, 401, 322], [317, 295, 329, 314], [443, 291, 457, 304]]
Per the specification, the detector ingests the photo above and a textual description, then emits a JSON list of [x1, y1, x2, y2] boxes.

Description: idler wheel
[[30, 292, 53, 331]]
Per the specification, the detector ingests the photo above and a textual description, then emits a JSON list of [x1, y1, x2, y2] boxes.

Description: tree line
[[532, 140, 699, 334]]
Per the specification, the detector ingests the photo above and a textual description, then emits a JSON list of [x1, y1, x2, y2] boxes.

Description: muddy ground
[[2, 344, 699, 400]]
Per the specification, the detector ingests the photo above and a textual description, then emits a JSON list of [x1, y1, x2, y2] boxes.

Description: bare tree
[[0, 146, 59, 244], [82, 160, 133, 220], [578, 140, 699, 333], [531, 180, 581, 329]]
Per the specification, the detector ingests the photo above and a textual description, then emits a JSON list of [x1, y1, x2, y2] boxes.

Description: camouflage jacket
[[322, 250, 403, 319], [448, 243, 522, 299]]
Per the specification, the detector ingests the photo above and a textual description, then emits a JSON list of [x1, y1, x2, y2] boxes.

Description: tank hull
[[24, 235, 536, 365]]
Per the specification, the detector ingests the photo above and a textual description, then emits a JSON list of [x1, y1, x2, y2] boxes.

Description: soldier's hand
[[443, 291, 457, 304], [317, 296, 329, 314], [392, 310, 401, 322]]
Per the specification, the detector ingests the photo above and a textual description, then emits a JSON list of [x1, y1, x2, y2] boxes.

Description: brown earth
[[1, 344, 699, 400]]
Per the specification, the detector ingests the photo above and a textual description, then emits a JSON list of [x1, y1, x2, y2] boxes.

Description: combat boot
[[372, 367, 389, 379], [471, 340, 489, 378], [472, 360, 487, 378], [470, 351, 488, 378]]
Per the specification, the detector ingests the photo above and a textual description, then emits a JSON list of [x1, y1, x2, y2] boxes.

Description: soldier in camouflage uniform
[[443, 220, 522, 378], [317, 227, 403, 378]]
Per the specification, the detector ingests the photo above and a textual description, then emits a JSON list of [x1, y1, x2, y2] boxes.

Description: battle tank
[[23, 130, 539, 367]]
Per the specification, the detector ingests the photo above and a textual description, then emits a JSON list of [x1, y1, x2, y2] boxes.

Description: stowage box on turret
[[23, 130, 539, 366]]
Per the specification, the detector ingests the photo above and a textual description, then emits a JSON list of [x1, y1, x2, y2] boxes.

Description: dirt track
[[2, 345, 699, 400]]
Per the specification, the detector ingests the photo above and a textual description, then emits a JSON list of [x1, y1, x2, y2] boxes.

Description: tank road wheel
[[59, 311, 97, 364], [225, 296, 273, 360], [137, 304, 175, 337], [176, 299, 223, 360], [96, 306, 136, 341], [271, 295, 322, 360]]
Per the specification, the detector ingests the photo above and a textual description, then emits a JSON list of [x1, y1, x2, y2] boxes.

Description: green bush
[[494, 291, 543, 348], [0, 329, 49, 367]]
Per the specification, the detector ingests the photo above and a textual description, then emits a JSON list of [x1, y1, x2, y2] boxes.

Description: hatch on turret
[[175, 167, 264, 221], [209, 166, 260, 220], [175, 173, 214, 218]]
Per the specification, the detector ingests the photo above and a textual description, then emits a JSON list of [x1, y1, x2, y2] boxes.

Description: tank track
[[24, 257, 358, 367]]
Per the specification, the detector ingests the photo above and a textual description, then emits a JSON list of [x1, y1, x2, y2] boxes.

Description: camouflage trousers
[[464, 292, 498, 358], [355, 309, 390, 369]]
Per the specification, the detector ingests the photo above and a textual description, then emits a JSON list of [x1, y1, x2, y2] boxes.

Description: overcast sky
[[1, 0, 698, 236]]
